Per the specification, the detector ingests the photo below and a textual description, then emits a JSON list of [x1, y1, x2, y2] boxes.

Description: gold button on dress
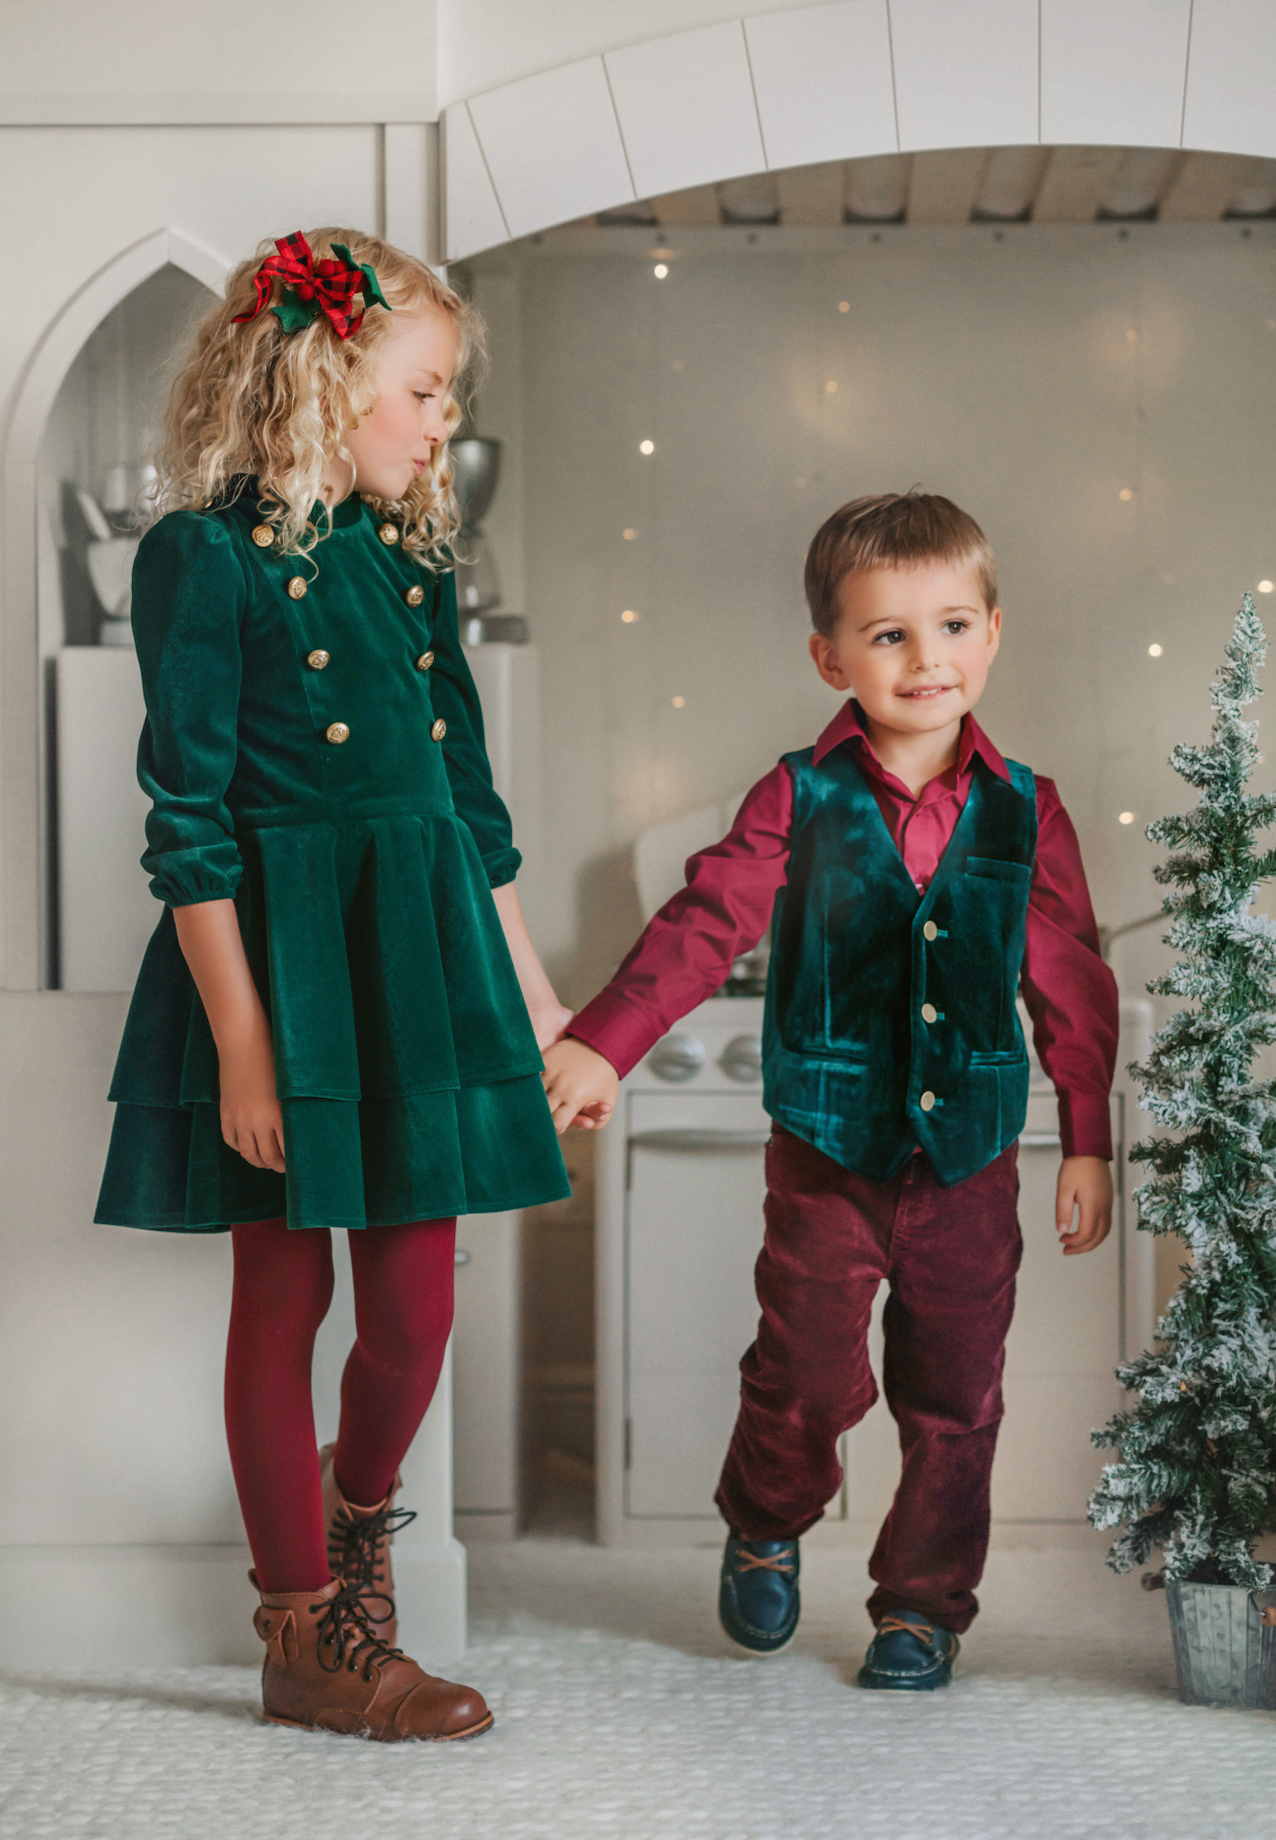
[[405, 585, 425, 607], [378, 523, 400, 546], [326, 722, 351, 745], [416, 652, 435, 672], [921, 1002, 938, 1024], [288, 577, 308, 600], [307, 650, 330, 670], [251, 524, 274, 547], [923, 921, 939, 942], [920, 1090, 936, 1112], [431, 719, 447, 742]]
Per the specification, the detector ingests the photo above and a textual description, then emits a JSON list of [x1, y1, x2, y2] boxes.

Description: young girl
[[94, 228, 572, 1741]]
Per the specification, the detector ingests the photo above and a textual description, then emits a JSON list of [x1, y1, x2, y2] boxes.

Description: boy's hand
[[541, 1039, 619, 1134], [1055, 1155, 1112, 1255]]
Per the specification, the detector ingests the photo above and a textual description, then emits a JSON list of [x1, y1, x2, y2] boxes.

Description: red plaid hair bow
[[234, 232, 389, 339]]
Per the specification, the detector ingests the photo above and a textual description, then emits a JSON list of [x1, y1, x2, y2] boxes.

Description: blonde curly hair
[[154, 228, 485, 562]]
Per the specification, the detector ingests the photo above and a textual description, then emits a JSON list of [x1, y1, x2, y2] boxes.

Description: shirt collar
[[811, 698, 1010, 788]]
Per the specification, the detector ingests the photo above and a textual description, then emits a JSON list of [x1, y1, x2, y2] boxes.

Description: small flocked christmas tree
[[1089, 595, 1276, 1591]]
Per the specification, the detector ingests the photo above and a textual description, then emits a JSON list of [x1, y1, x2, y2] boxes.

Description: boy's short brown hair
[[804, 491, 997, 638]]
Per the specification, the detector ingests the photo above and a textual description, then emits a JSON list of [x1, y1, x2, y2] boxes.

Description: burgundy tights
[[225, 1216, 456, 1593]]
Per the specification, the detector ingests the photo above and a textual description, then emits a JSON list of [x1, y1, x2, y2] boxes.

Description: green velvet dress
[[94, 488, 570, 1232]]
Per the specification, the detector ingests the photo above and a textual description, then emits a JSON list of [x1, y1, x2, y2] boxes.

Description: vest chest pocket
[[964, 855, 1031, 885]]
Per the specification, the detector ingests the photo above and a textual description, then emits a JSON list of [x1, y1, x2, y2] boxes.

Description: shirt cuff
[[1056, 1091, 1113, 1161], [568, 989, 661, 1081]]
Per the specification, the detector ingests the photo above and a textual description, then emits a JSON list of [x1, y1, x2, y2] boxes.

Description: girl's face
[[344, 303, 459, 502]]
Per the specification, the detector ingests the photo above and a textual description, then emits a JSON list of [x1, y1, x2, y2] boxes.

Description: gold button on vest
[[921, 1002, 938, 1024], [287, 577, 308, 601], [923, 920, 939, 942], [378, 522, 400, 546], [326, 722, 350, 745], [416, 651, 435, 672], [307, 650, 330, 671], [251, 523, 274, 547], [431, 719, 447, 742], [919, 1090, 936, 1112], [405, 585, 425, 607]]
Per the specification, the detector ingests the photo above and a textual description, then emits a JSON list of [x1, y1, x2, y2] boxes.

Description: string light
[[1119, 811, 1135, 825], [653, 263, 669, 279], [623, 528, 637, 540], [1259, 580, 1274, 594], [1119, 488, 1134, 501], [621, 609, 638, 623], [824, 380, 838, 395], [671, 696, 685, 708], [639, 439, 655, 455], [838, 301, 850, 313], [1148, 643, 1163, 657]]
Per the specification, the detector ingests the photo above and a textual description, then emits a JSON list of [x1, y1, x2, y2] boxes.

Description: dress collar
[[811, 698, 1010, 785]]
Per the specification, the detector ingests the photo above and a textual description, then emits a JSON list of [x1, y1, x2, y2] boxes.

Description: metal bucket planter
[[1166, 1580, 1276, 1707]]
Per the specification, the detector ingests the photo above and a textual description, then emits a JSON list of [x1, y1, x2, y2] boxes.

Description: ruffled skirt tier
[[96, 811, 570, 1231]]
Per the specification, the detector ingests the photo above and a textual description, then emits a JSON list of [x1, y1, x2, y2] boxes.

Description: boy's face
[[809, 560, 1001, 742]]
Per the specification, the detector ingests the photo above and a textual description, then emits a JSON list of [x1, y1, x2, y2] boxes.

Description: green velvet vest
[[762, 746, 1038, 1187]]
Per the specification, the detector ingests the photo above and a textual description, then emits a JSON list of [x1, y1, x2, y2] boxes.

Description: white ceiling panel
[[890, 0, 1038, 152], [443, 103, 509, 262], [745, 1, 897, 170], [605, 22, 766, 200], [1040, 0, 1192, 148], [1183, 0, 1276, 161], [469, 58, 635, 238]]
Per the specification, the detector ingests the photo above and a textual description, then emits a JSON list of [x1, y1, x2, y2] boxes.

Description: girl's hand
[[541, 1039, 619, 1133], [527, 1000, 575, 1052], [1055, 1155, 1112, 1255], [219, 1028, 286, 1172]]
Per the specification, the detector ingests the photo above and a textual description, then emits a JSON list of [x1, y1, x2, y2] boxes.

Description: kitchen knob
[[721, 1034, 764, 1083], [647, 1032, 707, 1083]]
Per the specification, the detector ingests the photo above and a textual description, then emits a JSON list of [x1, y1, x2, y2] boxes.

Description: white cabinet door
[[452, 1213, 519, 1517], [624, 1091, 844, 1521]]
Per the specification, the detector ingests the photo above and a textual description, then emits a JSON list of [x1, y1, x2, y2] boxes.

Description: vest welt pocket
[[964, 855, 1031, 883], [781, 1041, 869, 1067], [968, 1049, 1028, 1066]]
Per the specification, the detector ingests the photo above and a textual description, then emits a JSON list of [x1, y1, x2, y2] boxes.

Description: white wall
[[0, 1, 436, 121], [466, 220, 1276, 1011]]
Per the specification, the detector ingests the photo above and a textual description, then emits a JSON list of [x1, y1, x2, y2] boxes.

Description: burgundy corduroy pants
[[715, 1126, 1022, 1633]]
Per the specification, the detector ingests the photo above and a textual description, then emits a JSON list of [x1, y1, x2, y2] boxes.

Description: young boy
[[542, 492, 1117, 1690]]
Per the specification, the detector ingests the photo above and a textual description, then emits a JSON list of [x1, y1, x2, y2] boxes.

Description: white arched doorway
[[1, 228, 230, 992]]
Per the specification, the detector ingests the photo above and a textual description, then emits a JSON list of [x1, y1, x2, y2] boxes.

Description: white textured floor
[[2, 1538, 1272, 1840]]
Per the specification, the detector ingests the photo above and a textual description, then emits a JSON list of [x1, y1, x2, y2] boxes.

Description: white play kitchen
[[596, 964, 1152, 1546]]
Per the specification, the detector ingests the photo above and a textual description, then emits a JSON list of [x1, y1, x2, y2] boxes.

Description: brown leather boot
[[252, 1574, 493, 1741], [318, 1444, 411, 1648]]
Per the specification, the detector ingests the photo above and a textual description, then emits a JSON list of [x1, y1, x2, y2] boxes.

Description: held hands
[[1055, 1155, 1112, 1255], [541, 1039, 619, 1134]]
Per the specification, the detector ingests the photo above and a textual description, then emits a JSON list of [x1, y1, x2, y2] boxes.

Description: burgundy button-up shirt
[[570, 701, 1119, 1161]]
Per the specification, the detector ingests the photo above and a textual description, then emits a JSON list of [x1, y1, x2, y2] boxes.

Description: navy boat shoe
[[718, 1533, 800, 1656], [857, 1611, 959, 1690]]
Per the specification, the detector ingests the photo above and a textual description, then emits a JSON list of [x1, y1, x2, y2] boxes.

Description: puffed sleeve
[[427, 567, 521, 888], [132, 511, 248, 907]]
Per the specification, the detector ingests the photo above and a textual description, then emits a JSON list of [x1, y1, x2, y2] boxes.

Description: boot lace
[[312, 1579, 407, 1683], [328, 1502, 417, 1602]]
